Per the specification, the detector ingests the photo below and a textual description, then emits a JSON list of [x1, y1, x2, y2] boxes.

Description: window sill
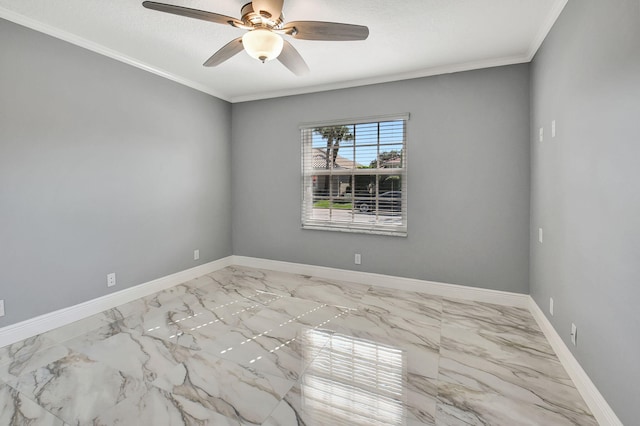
[[301, 222, 407, 237]]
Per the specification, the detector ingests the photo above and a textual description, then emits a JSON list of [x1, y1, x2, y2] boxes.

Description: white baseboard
[[0, 256, 527, 349], [234, 256, 621, 424], [0, 255, 620, 426], [0, 256, 233, 348], [230, 256, 530, 308], [528, 297, 622, 426]]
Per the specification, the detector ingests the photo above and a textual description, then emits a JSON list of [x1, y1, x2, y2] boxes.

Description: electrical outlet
[[354, 253, 361, 265], [539, 127, 544, 142], [538, 228, 543, 243], [107, 273, 116, 288], [194, 249, 200, 261], [552, 120, 556, 138], [0, 300, 4, 317], [549, 297, 554, 316], [570, 323, 577, 346]]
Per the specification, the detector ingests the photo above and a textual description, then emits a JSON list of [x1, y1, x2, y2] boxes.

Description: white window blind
[[301, 114, 408, 236]]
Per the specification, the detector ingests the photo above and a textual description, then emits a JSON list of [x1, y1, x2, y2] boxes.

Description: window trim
[[298, 113, 410, 131], [300, 113, 409, 237]]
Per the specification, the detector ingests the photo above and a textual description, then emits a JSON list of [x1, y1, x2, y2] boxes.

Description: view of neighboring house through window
[[301, 114, 408, 236]]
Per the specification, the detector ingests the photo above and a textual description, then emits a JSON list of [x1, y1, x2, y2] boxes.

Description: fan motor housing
[[241, 2, 284, 29]]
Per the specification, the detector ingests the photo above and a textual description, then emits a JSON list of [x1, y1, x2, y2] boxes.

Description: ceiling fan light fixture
[[142, 0, 369, 75], [242, 28, 284, 62]]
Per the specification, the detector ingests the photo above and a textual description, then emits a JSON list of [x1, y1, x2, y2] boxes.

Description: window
[[301, 114, 408, 236]]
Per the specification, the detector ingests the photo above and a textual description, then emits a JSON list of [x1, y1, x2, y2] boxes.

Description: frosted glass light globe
[[242, 29, 284, 62]]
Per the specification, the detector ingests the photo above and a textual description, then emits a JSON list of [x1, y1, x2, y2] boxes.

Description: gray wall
[[530, 1, 640, 423], [0, 19, 232, 326], [232, 65, 531, 293]]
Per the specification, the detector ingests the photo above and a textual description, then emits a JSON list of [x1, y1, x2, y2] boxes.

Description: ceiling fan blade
[[203, 37, 244, 67], [283, 21, 369, 41], [278, 40, 310, 76], [142, 1, 242, 27], [251, 0, 284, 19]]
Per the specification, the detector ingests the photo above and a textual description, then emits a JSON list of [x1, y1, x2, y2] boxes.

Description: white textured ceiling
[[0, 0, 567, 102]]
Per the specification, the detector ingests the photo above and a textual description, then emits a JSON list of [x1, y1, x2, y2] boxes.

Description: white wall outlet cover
[[551, 120, 556, 137], [539, 127, 544, 142], [0, 300, 4, 317], [538, 228, 543, 243], [549, 297, 554, 316], [107, 273, 116, 287], [194, 249, 200, 261], [571, 323, 577, 345], [354, 253, 361, 265]]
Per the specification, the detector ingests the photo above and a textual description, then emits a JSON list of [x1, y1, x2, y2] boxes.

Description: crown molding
[[230, 55, 531, 103], [0, 7, 231, 102], [526, 0, 568, 60], [2, 1, 565, 104]]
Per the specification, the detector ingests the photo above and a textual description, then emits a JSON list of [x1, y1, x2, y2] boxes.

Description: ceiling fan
[[142, 0, 369, 76]]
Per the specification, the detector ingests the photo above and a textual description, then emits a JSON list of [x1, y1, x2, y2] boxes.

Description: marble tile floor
[[0, 266, 597, 425]]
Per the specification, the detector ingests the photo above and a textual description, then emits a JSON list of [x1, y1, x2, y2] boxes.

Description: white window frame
[[300, 113, 409, 237]]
